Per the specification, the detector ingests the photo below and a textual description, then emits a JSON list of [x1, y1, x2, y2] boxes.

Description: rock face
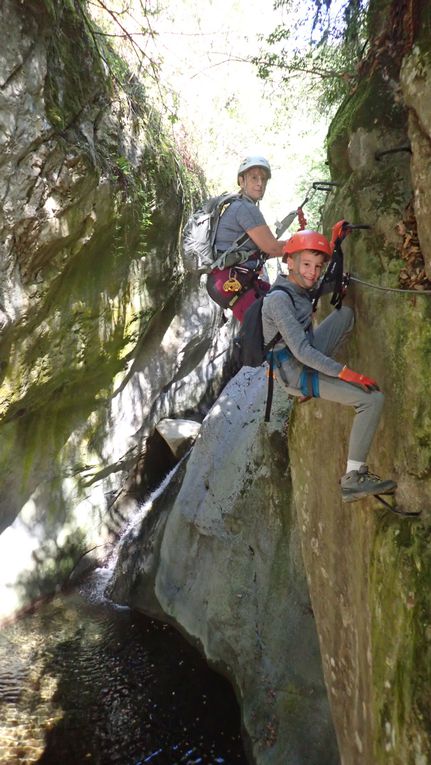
[[0, 0, 232, 616], [289, 3, 431, 763], [110, 2, 431, 764], [3, 0, 431, 763], [401, 47, 431, 278], [108, 368, 339, 765]]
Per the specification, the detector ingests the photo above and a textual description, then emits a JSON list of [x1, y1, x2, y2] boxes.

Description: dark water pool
[[0, 570, 248, 765]]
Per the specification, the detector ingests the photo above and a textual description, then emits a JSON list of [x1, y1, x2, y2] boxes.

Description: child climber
[[261, 229, 397, 502]]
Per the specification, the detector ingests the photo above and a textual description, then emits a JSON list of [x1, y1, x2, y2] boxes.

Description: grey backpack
[[182, 192, 249, 274]]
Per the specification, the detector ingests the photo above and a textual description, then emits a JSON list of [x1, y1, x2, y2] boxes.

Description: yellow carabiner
[[223, 277, 242, 293]]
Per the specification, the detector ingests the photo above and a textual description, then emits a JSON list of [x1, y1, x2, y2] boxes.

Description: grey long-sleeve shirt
[[261, 274, 343, 377]]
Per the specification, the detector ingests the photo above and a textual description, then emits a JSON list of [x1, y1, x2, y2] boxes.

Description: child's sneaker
[[341, 465, 397, 502]]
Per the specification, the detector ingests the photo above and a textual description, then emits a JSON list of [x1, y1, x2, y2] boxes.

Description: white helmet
[[237, 155, 272, 183]]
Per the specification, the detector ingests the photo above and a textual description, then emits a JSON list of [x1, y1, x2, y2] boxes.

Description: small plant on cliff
[[76, 0, 176, 119]]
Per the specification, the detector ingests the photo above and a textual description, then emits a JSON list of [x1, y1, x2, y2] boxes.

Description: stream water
[[0, 566, 248, 765]]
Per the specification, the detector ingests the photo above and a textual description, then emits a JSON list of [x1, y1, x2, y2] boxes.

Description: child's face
[[287, 250, 325, 289]]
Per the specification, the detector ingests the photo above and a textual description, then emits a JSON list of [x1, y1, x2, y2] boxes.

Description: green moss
[[43, 2, 108, 131], [370, 522, 431, 763], [296, 4, 431, 761], [415, 4, 431, 51], [0, 162, 184, 504], [0, 0, 207, 548], [327, 71, 407, 179]]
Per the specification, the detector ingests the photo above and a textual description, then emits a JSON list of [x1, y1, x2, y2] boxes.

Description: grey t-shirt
[[215, 196, 266, 253]]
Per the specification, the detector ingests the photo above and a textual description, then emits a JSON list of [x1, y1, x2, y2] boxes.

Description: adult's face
[[239, 167, 269, 201]]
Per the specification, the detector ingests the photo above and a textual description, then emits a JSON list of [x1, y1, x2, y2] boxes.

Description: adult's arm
[[246, 224, 285, 258]]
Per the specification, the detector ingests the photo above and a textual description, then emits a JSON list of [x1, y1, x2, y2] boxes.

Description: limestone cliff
[[0, 0, 231, 615], [289, 2, 431, 762], [2, 0, 431, 763], [109, 2, 431, 764]]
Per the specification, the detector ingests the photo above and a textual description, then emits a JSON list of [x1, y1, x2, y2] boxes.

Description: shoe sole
[[342, 492, 367, 503], [342, 488, 397, 503]]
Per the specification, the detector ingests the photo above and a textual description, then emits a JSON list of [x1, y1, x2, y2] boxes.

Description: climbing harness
[[312, 220, 370, 312], [209, 180, 338, 318], [299, 368, 320, 398]]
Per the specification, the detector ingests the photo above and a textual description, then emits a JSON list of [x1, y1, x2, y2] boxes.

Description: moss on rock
[[327, 70, 407, 181], [289, 1, 431, 762], [0, 0, 206, 552]]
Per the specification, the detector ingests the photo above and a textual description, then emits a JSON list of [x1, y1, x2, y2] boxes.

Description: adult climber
[[207, 156, 285, 322], [261, 229, 397, 502]]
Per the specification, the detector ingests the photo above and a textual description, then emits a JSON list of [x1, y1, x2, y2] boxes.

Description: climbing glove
[[338, 366, 380, 392]]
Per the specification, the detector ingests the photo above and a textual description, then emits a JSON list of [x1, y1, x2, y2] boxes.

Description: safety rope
[[350, 274, 431, 295], [297, 207, 307, 230]]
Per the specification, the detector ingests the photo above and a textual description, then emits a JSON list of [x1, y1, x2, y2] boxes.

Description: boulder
[[108, 368, 339, 765], [155, 418, 201, 458]]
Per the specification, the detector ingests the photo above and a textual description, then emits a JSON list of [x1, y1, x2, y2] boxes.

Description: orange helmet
[[282, 230, 332, 262]]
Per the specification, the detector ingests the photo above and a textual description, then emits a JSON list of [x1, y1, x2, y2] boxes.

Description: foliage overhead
[[253, 0, 369, 109], [78, 0, 204, 183]]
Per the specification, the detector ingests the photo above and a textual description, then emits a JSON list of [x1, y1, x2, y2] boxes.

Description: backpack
[[182, 192, 249, 275], [234, 285, 295, 421], [235, 285, 294, 367]]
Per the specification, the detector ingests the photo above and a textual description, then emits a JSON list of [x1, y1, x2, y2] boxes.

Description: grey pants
[[276, 306, 384, 463]]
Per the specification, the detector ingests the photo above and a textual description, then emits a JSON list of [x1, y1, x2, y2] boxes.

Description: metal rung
[[374, 494, 421, 517], [375, 145, 411, 160]]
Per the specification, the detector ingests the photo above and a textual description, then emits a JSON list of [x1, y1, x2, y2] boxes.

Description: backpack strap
[[263, 284, 296, 352], [264, 344, 277, 423], [210, 194, 259, 271], [263, 285, 295, 423], [268, 283, 296, 301], [211, 233, 252, 271]]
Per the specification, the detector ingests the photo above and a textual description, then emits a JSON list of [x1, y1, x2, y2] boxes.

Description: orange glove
[[338, 366, 380, 392]]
